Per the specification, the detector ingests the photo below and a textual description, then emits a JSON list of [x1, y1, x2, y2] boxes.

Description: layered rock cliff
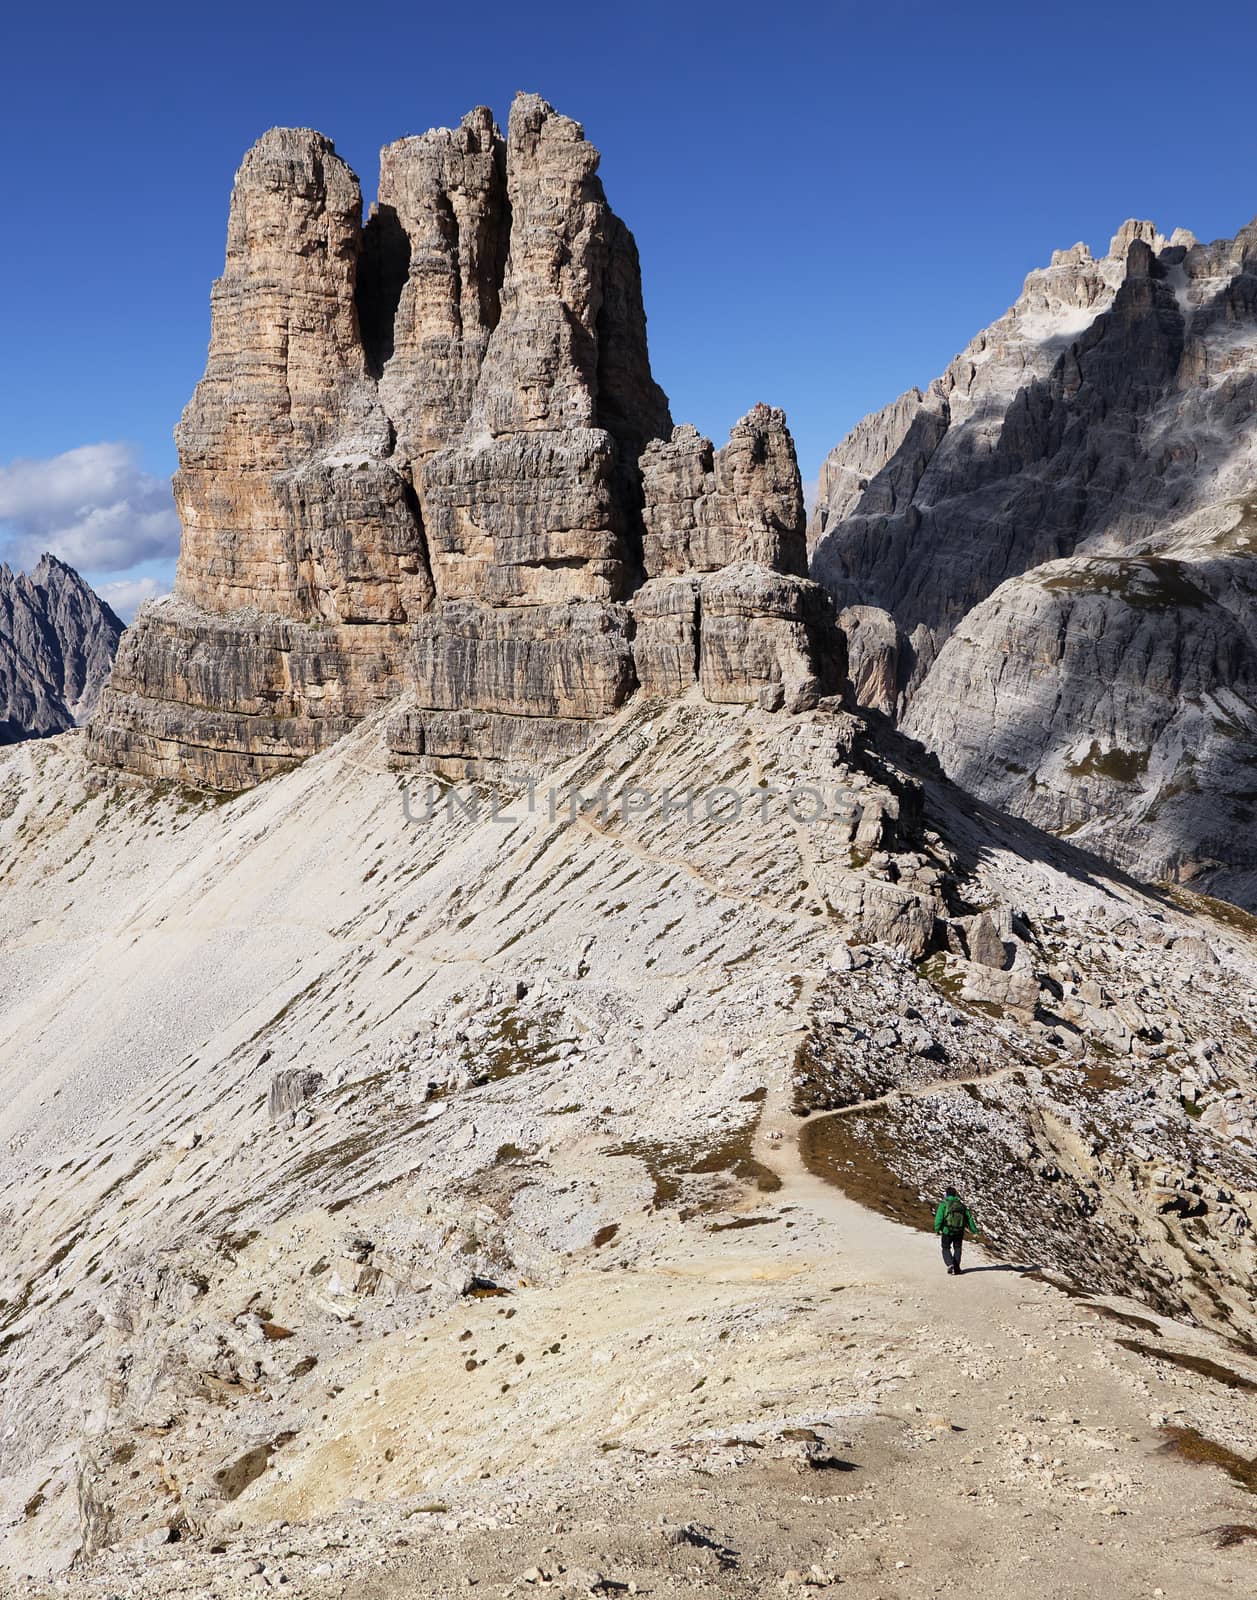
[[89, 96, 832, 790], [0, 554, 122, 742], [810, 217, 1257, 903]]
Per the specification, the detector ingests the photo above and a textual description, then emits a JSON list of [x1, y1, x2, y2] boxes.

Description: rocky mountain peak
[[0, 555, 122, 743], [809, 207, 1257, 907], [87, 94, 829, 791], [32, 552, 77, 580], [1108, 217, 1166, 257], [10, 101, 1257, 1596]]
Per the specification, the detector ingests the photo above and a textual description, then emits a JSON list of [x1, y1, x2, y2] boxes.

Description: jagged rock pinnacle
[[88, 97, 833, 791]]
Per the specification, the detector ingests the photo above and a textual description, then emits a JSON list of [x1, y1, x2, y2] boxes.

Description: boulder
[[267, 1069, 324, 1125], [837, 604, 900, 716]]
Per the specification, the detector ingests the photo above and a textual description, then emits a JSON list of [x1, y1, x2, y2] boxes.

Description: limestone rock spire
[[89, 95, 833, 792]]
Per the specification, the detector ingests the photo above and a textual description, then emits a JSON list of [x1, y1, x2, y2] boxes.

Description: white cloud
[[94, 575, 173, 624], [0, 443, 180, 575]]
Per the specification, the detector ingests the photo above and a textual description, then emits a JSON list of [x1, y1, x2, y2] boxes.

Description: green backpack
[[941, 1196, 967, 1234]]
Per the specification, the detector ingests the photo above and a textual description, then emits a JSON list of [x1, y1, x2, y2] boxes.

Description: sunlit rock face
[[811, 217, 1257, 904], [90, 95, 836, 789]]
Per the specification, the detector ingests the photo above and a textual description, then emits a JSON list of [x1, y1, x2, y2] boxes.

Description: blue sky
[[3, 0, 1256, 616]]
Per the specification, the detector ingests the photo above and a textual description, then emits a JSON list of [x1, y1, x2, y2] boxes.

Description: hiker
[[934, 1186, 979, 1275]]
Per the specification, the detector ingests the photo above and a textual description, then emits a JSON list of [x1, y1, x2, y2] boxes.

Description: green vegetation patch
[[606, 1117, 780, 1212], [1042, 557, 1210, 611], [458, 1003, 570, 1084], [1159, 1426, 1257, 1495], [1065, 741, 1150, 784], [1166, 884, 1257, 940]]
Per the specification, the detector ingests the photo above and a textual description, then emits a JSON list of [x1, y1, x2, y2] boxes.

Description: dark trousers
[[940, 1231, 965, 1272]]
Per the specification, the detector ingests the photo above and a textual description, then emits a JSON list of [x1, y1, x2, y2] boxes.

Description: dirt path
[[36, 1069, 1257, 1600], [739, 1086, 1250, 1595], [344, 1093, 1257, 1598], [798, 1061, 1029, 1124]]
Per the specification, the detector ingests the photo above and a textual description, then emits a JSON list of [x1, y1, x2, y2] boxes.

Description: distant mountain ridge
[[0, 554, 123, 744], [809, 215, 1257, 907]]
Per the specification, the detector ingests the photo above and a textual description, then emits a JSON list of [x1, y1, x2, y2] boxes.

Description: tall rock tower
[[89, 96, 834, 790]]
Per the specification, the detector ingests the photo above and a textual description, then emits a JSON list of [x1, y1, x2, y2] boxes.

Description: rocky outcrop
[[267, 1067, 324, 1125], [0, 555, 122, 743], [812, 215, 1257, 902], [413, 96, 669, 610], [363, 108, 508, 466], [389, 96, 671, 773], [641, 409, 807, 578], [90, 125, 428, 785], [899, 551, 1257, 895], [171, 128, 430, 624], [632, 405, 837, 710], [89, 600, 409, 791], [694, 563, 836, 709], [388, 599, 637, 777], [835, 604, 901, 718], [90, 95, 827, 790]]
